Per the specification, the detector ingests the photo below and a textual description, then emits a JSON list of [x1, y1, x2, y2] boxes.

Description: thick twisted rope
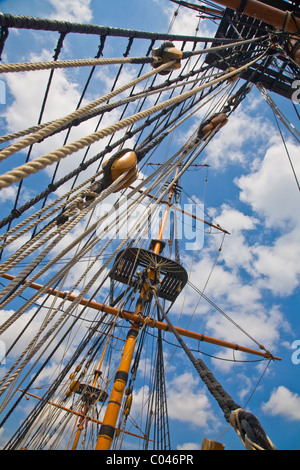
[[0, 55, 157, 74], [0, 162, 180, 402], [0, 59, 173, 164], [0, 50, 267, 190], [0, 35, 268, 75]]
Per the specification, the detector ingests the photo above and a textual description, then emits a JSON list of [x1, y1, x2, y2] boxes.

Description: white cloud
[[177, 442, 201, 450], [2, 49, 131, 192], [202, 106, 274, 169], [236, 138, 300, 228], [48, 0, 93, 23], [166, 372, 221, 431], [262, 386, 300, 421], [0, 185, 17, 204]]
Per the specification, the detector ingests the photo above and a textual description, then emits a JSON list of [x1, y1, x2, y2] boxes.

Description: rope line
[[0, 50, 267, 190], [152, 290, 276, 450], [0, 55, 157, 74], [0, 59, 175, 163]]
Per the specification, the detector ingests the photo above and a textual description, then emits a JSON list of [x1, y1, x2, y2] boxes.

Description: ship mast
[[0, 4, 295, 449], [95, 167, 180, 450]]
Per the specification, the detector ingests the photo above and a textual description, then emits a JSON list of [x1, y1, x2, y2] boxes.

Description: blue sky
[[0, 0, 299, 451]]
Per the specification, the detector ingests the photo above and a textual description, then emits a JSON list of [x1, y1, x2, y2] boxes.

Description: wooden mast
[[209, 0, 300, 34], [94, 167, 180, 450]]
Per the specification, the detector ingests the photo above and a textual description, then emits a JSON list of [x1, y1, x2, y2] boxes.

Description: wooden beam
[[201, 438, 225, 450], [18, 389, 149, 441], [211, 0, 300, 34], [1, 274, 281, 361]]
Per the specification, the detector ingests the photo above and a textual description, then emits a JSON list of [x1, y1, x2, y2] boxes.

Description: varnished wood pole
[[211, 0, 300, 34], [1, 274, 281, 360]]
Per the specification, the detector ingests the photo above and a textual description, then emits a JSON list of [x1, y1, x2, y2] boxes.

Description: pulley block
[[151, 41, 183, 74]]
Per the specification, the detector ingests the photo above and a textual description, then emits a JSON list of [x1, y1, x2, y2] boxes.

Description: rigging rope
[[151, 289, 276, 451], [0, 49, 268, 189], [0, 34, 268, 76], [0, 59, 175, 163], [0, 55, 158, 74]]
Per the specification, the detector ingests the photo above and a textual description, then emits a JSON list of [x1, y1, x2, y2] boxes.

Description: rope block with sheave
[[86, 148, 139, 197], [197, 112, 228, 138], [56, 149, 138, 225], [151, 41, 183, 74]]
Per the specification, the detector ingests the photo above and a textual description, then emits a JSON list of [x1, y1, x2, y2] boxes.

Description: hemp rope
[[0, 55, 157, 74], [0, 59, 174, 163], [0, 50, 267, 190], [0, 35, 268, 75]]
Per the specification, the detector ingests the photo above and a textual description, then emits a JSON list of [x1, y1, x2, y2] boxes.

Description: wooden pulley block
[[151, 41, 183, 74], [198, 112, 228, 138], [225, 66, 240, 82], [102, 149, 138, 191]]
